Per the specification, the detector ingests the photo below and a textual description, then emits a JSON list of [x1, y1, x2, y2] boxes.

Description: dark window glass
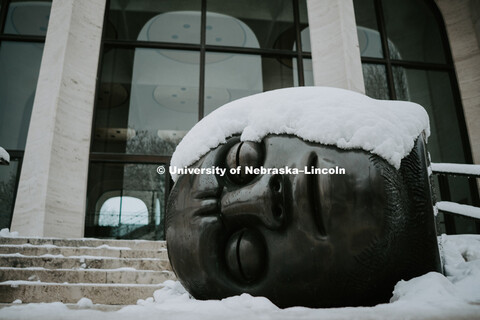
[[355, 0, 478, 234], [354, 0, 383, 58], [92, 47, 199, 155], [382, 0, 446, 63], [204, 53, 299, 115], [107, 0, 201, 42], [85, 163, 166, 240], [203, 52, 262, 115], [206, 0, 295, 50], [298, 0, 310, 52], [89, 0, 310, 240], [362, 63, 389, 99], [302, 58, 313, 86], [261, 56, 295, 91], [4, 0, 51, 36], [0, 159, 19, 229], [0, 41, 44, 149], [0, 0, 51, 233], [393, 68, 464, 163], [393, 68, 473, 207]]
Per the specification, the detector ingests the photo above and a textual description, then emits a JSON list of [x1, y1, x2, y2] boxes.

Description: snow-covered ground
[[1, 234, 479, 320]]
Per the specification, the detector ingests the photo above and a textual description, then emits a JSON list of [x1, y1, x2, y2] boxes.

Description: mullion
[[198, 0, 206, 120], [361, 57, 452, 71], [292, 0, 304, 86], [89, 0, 111, 155], [0, 34, 45, 42], [0, 0, 10, 34], [374, 0, 396, 100], [103, 39, 305, 58], [90, 153, 171, 165]]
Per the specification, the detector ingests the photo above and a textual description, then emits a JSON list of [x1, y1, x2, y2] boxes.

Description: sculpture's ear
[[399, 133, 442, 274]]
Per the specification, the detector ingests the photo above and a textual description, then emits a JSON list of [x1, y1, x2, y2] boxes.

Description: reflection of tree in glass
[[98, 202, 120, 227], [126, 128, 182, 156], [0, 172, 16, 229], [389, 42, 409, 101], [122, 163, 166, 240], [362, 40, 409, 101], [363, 64, 390, 100]]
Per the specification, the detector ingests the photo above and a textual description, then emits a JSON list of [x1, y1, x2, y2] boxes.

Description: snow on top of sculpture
[[171, 86, 430, 181]]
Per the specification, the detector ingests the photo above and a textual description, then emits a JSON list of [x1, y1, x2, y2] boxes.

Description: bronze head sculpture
[[165, 87, 442, 308]]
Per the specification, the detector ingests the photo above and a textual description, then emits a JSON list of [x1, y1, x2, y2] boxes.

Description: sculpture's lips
[[308, 154, 327, 237]]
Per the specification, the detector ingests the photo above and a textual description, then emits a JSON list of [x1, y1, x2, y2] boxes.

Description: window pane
[[107, 0, 201, 43], [204, 52, 262, 115], [4, 0, 51, 36], [0, 159, 19, 230], [292, 58, 315, 87], [204, 53, 297, 115], [85, 163, 166, 240], [354, 0, 383, 58], [362, 63, 390, 100], [393, 69, 463, 162], [383, 0, 446, 63], [299, 0, 310, 52], [92, 47, 199, 155], [0, 41, 44, 150], [206, 0, 295, 50]]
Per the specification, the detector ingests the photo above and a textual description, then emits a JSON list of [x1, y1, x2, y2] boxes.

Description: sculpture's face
[[166, 135, 400, 308]]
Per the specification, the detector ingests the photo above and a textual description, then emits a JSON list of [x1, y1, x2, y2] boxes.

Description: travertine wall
[[435, 0, 480, 165], [10, 0, 106, 237], [306, 0, 365, 94]]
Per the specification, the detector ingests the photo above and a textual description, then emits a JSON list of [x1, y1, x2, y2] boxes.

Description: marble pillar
[[306, 0, 365, 94], [10, 0, 106, 237]]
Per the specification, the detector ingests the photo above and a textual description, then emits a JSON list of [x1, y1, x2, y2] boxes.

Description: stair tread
[[0, 253, 167, 260], [0, 281, 165, 287], [0, 237, 166, 250], [0, 282, 164, 304], [0, 266, 170, 272], [0, 237, 173, 305]]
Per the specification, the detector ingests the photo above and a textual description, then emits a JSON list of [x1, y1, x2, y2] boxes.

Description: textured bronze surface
[[166, 135, 441, 308]]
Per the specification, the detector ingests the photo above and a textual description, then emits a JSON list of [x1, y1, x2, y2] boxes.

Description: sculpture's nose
[[220, 174, 286, 230]]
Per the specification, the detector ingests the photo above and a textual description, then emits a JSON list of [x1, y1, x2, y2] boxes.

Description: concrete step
[[0, 267, 176, 284], [0, 254, 172, 271], [0, 302, 126, 311], [0, 237, 166, 251], [0, 244, 168, 259], [0, 236, 175, 305], [0, 282, 164, 304]]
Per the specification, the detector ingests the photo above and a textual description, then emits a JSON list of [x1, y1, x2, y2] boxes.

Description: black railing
[[431, 163, 480, 234]]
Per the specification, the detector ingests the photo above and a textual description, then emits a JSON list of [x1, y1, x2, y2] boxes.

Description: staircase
[[0, 237, 175, 306]]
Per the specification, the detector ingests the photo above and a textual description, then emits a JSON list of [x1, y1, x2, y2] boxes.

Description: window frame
[[0, 0, 50, 229], [356, 0, 479, 233], [87, 0, 311, 239]]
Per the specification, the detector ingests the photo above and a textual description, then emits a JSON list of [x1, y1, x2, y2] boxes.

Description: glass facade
[[354, 0, 478, 234], [0, 0, 51, 230], [86, 163, 167, 240], [86, 0, 311, 240], [0, 158, 20, 229]]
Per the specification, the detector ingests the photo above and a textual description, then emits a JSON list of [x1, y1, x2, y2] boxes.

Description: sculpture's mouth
[[308, 153, 327, 237], [224, 228, 267, 284]]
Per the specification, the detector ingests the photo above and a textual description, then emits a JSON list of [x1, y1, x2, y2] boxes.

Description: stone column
[[10, 0, 106, 237], [306, 0, 365, 93], [435, 0, 480, 166]]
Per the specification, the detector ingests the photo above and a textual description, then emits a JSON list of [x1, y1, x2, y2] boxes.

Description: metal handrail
[[431, 162, 480, 233]]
